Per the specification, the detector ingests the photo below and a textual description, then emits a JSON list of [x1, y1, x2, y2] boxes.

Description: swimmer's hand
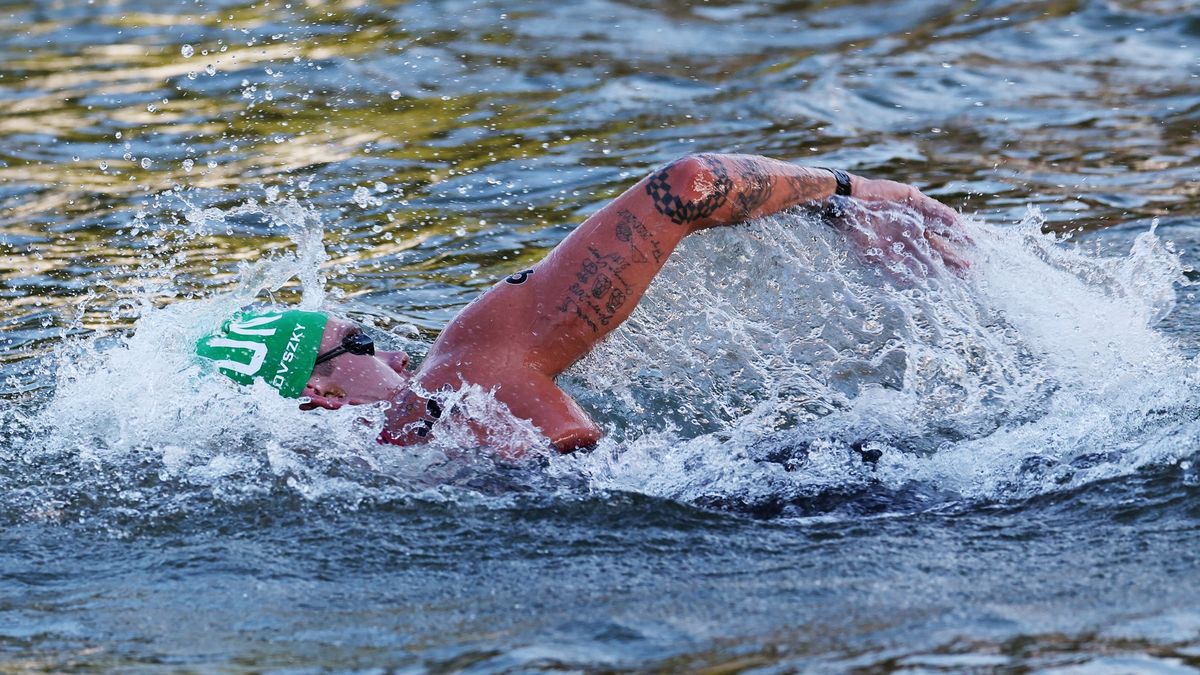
[[833, 177, 972, 275]]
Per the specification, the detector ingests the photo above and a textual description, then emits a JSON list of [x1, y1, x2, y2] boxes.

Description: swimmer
[[195, 154, 970, 453]]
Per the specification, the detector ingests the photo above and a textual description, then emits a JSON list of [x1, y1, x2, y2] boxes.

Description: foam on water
[[2, 196, 1195, 521], [559, 203, 1196, 511], [1, 195, 573, 523]]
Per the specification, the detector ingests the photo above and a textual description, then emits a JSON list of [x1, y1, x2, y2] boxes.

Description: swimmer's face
[[300, 316, 411, 409]]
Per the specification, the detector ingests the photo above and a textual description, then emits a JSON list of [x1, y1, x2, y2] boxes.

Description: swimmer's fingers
[[853, 178, 968, 242], [898, 193, 974, 254], [923, 201, 963, 233], [922, 205, 974, 248], [925, 231, 971, 274], [904, 193, 969, 244], [837, 209, 934, 273], [830, 194, 968, 276]]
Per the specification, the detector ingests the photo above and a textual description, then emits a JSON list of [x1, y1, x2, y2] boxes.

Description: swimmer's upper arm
[[428, 158, 703, 377]]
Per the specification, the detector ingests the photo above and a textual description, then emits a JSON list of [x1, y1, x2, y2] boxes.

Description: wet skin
[[301, 317, 412, 409], [297, 154, 971, 453]]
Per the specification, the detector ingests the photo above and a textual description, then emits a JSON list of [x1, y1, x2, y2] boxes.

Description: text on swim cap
[[270, 322, 308, 389]]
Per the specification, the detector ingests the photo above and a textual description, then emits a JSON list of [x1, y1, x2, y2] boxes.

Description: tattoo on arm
[[615, 208, 664, 264], [505, 269, 534, 285], [644, 155, 732, 226], [556, 210, 663, 334], [784, 172, 826, 205], [730, 156, 775, 220], [555, 245, 633, 333]]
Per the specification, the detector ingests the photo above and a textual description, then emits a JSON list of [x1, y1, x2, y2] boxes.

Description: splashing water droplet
[[353, 186, 382, 208], [140, 158, 152, 169], [181, 44, 194, 58], [205, 64, 216, 76], [390, 90, 401, 100], [99, 160, 108, 170], [147, 104, 157, 113], [182, 159, 194, 172]]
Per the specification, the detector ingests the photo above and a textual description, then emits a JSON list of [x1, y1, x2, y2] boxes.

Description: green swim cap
[[195, 309, 329, 398]]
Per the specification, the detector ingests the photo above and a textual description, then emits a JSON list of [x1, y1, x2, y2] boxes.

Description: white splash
[[556, 204, 1194, 506], [3, 198, 542, 513], [5, 198, 1196, 516]]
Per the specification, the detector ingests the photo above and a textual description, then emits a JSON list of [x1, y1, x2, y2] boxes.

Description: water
[[2, 0, 1199, 670]]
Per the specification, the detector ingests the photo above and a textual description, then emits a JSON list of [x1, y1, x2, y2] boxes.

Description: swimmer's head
[[301, 315, 411, 410], [195, 309, 328, 398], [195, 310, 411, 407]]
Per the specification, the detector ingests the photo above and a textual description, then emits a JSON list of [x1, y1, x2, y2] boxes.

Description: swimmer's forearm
[[650, 153, 960, 234], [643, 153, 847, 231]]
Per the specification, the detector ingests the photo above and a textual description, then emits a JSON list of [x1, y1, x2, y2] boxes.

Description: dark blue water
[[2, 0, 1200, 670]]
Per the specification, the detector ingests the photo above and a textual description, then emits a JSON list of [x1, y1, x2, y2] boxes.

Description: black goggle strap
[[313, 346, 347, 366]]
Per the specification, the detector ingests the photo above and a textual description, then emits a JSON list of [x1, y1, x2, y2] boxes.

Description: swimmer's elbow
[[647, 153, 732, 230], [543, 414, 602, 454], [668, 153, 714, 177], [668, 153, 727, 192]]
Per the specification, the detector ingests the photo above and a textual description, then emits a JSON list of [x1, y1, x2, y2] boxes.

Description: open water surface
[[2, 0, 1200, 671]]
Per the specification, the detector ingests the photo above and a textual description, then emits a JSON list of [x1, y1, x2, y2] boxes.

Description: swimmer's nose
[[379, 350, 410, 373]]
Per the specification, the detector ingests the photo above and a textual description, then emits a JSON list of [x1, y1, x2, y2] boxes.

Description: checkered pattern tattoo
[[644, 156, 732, 226]]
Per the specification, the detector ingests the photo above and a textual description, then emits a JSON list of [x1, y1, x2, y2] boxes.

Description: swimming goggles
[[313, 330, 375, 365]]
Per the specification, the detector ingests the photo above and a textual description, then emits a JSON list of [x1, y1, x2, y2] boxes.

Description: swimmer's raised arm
[[425, 153, 960, 381], [402, 153, 964, 451]]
